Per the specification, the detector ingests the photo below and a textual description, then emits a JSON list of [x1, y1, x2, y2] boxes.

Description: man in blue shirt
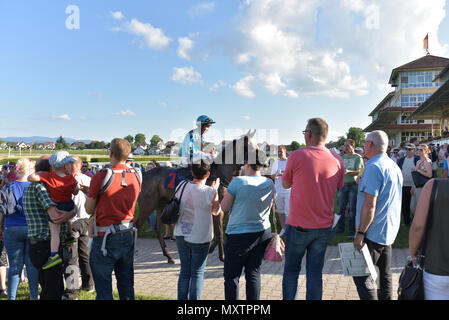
[[353, 130, 403, 300]]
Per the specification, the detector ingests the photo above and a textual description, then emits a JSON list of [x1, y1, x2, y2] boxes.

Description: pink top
[[282, 146, 344, 229]]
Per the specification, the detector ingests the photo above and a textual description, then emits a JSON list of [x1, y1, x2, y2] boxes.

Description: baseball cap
[[355, 147, 363, 152], [49, 151, 76, 168], [405, 143, 416, 150]]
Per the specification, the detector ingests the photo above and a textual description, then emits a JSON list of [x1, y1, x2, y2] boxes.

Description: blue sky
[[1, 0, 449, 145]]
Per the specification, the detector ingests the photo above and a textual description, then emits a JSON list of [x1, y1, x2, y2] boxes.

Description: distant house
[[43, 142, 55, 150], [0, 142, 7, 150], [133, 146, 147, 156], [7, 142, 19, 149], [71, 141, 85, 149], [18, 142, 30, 149]]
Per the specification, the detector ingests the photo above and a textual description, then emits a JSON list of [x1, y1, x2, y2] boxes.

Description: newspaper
[[338, 242, 377, 282]]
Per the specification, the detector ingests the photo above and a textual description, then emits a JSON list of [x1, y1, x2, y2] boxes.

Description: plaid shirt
[[23, 182, 63, 240]]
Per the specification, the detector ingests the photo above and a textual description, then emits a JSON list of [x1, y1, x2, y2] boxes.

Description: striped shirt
[[23, 182, 56, 240]]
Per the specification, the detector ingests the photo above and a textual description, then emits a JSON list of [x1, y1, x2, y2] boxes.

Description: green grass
[[0, 284, 172, 300]]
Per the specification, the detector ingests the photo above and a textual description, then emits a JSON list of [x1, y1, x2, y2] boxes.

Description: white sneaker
[[279, 229, 285, 237]]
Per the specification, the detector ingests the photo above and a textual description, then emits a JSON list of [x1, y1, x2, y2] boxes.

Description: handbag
[[264, 185, 285, 262], [398, 179, 439, 300], [160, 180, 188, 225], [411, 170, 430, 188]]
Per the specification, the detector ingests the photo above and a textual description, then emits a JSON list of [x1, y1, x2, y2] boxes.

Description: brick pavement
[[113, 237, 409, 300]]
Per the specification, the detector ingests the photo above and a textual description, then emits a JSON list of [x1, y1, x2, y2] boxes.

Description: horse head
[[213, 129, 266, 166]]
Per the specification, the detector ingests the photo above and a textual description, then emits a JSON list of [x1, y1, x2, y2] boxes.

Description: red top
[[88, 164, 140, 227], [282, 146, 344, 229], [39, 171, 78, 203]]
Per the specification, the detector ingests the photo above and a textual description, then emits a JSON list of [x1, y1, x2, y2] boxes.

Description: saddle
[[163, 166, 220, 190]]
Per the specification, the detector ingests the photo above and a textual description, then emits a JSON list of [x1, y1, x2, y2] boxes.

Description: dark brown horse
[[135, 130, 265, 264]]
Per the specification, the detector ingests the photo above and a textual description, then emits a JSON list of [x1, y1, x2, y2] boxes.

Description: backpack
[[0, 182, 22, 216], [98, 166, 143, 196]]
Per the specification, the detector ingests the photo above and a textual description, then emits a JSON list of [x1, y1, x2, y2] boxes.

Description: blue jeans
[[3, 226, 39, 300], [282, 224, 334, 300], [90, 231, 135, 300], [336, 183, 357, 235], [146, 211, 156, 230], [223, 228, 272, 300], [175, 236, 210, 300]]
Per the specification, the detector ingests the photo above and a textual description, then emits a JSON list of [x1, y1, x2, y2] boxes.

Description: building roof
[[368, 91, 395, 116], [408, 78, 449, 120], [389, 55, 449, 84]]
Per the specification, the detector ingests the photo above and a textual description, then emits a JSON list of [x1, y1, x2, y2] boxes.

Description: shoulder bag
[[398, 179, 438, 300], [411, 170, 431, 188], [160, 180, 189, 225]]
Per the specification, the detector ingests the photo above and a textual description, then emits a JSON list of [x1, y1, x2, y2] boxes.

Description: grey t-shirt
[[402, 157, 415, 187]]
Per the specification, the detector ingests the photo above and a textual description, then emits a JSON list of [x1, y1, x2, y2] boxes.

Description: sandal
[[163, 236, 171, 240], [0, 289, 6, 297]]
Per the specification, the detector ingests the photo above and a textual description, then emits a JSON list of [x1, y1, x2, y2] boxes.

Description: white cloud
[[88, 91, 104, 99], [242, 115, 251, 120], [51, 114, 71, 121], [113, 110, 136, 117], [232, 75, 255, 98], [229, 0, 448, 99], [188, 2, 215, 19], [284, 89, 299, 99], [209, 80, 228, 91], [111, 11, 125, 20], [123, 18, 171, 50], [177, 37, 194, 60], [171, 66, 202, 84]]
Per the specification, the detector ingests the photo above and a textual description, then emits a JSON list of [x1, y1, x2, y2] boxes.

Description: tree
[[134, 133, 146, 145], [124, 135, 134, 144], [55, 136, 69, 149], [346, 127, 365, 147], [150, 135, 163, 147], [290, 141, 301, 151]]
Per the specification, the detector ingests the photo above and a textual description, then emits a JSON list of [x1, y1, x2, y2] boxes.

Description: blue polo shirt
[[225, 176, 273, 235], [356, 153, 403, 245]]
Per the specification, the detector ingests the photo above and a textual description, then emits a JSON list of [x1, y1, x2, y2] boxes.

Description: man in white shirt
[[271, 145, 291, 236], [63, 155, 93, 300]]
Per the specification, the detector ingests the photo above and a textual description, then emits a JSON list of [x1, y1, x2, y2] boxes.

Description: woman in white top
[[174, 161, 220, 300]]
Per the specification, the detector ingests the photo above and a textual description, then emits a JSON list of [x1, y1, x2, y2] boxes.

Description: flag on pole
[[423, 34, 429, 53]]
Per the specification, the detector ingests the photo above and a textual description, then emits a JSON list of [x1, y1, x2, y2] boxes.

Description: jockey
[[180, 115, 215, 167]]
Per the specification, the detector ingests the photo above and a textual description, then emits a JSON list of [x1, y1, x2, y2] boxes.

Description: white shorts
[[424, 270, 449, 300], [274, 191, 290, 219]]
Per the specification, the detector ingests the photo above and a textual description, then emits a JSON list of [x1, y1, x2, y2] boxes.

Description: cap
[[405, 143, 416, 149], [355, 147, 363, 152], [127, 153, 134, 161], [49, 151, 76, 168]]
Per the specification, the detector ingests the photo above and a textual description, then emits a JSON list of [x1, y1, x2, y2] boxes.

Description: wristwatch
[[356, 229, 365, 236]]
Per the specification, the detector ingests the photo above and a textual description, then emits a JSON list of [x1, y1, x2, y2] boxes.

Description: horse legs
[[155, 212, 175, 264], [209, 212, 225, 262]]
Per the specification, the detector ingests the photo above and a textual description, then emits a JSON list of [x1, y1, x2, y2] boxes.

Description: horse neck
[[210, 163, 241, 187]]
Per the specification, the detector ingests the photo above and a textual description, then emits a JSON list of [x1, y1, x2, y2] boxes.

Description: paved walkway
[[115, 237, 408, 300]]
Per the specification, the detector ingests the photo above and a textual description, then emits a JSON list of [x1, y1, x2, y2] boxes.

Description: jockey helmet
[[196, 115, 215, 126]]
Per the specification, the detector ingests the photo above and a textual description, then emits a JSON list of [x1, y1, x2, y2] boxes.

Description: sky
[[1, 0, 449, 146]]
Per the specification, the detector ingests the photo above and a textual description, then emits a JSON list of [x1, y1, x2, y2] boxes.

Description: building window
[[400, 71, 442, 89], [401, 131, 432, 142], [401, 93, 432, 107]]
